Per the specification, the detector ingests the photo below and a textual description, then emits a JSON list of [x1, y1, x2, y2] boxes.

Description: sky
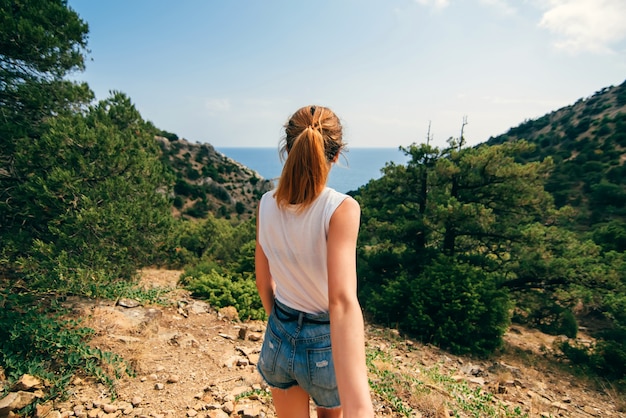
[[67, 0, 626, 149]]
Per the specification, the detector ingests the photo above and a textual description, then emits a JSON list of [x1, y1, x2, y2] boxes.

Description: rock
[[248, 333, 263, 342], [117, 298, 142, 308], [87, 408, 100, 418], [102, 403, 117, 413], [223, 356, 241, 368], [154, 383, 165, 390], [12, 374, 43, 391], [166, 375, 180, 384], [131, 396, 142, 407], [468, 377, 485, 385], [551, 401, 569, 411], [0, 391, 39, 414], [235, 403, 262, 418], [34, 401, 53, 417], [188, 300, 210, 315], [222, 401, 235, 414], [207, 410, 229, 418], [238, 327, 248, 340], [218, 306, 239, 321], [247, 353, 260, 365]]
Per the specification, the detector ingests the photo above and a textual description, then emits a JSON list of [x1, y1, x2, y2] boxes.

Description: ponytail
[[274, 105, 344, 210]]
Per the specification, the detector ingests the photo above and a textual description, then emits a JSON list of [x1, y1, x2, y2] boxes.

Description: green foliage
[[367, 349, 418, 416], [163, 215, 254, 269], [0, 288, 133, 400], [558, 333, 626, 389], [366, 342, 529, 417], [2, 92, 174, 283], [158, 129, 179, 141], [0, 0, 92, 157], [388, 257, 510, 356], [512, 291, 578, 338], [172, 216, 260, 320], [356, 140, 550, 355], [184, 199, 211, 218], [181, 269, 264, 320]]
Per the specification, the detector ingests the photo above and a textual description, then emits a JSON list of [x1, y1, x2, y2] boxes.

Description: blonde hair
[[274, 105, 344, 210]]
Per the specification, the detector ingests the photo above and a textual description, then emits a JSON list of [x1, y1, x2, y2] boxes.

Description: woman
[[255, 105, 374, 418]]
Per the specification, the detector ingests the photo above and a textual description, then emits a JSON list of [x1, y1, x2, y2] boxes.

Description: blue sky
[[68, 0, 626, 149]]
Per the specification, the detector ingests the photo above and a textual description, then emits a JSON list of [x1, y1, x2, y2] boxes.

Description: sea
[[217, 147, 410, 194]]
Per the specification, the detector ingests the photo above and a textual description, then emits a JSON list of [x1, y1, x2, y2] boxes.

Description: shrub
[[0, 289, 133, 401], [362, 256, 511, 356], [181, 270, 265, 320]]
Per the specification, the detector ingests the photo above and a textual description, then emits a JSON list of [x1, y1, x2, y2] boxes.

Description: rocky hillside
[[1, 269, 624, 417], [487, 79, 626, 240], [156, 137, 273, 221]]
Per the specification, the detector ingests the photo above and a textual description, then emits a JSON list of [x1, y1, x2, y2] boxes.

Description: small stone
[[154, 383, 165, 390], [12, 374, 43, 391], [207, 410, 229, 418], [117, 298, 141, 308], [87, 409, 100, 418], [35, 398, 56, 417], [166, 374, 180, 384], [102, 404, 117, 413], [218, 306, 239, 321], [238, 327, 248, 340], [222, 401, 235, 414], [247, 353, 260, 365], [131, 397, 142, 407], [223, 356, 240, 368], [248, 333, 262, 342]]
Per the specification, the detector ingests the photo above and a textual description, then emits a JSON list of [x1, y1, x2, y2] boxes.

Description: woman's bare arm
[[327, 197, 374, 417], [255, 207, 275, 316]]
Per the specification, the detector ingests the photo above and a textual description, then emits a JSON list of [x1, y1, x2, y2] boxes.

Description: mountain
[[486, 79, 626, 249], [155, 136, 273, 221]]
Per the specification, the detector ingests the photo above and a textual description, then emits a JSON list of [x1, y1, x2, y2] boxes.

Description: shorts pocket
[[258, 325, 282, 375], [307, 347, 337, 390]]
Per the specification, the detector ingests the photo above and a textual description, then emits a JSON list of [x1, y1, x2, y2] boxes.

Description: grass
[[365, 328, 530, 418], [0, 277, 175, 415]]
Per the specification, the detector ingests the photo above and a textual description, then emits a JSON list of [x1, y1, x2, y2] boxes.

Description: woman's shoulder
[[323, 187, 356, 204]]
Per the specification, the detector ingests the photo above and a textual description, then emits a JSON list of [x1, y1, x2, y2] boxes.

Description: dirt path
[[38, 268, 625, 417]]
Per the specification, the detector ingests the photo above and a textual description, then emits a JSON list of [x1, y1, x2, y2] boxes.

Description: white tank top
[[258, 187, 349, 314]]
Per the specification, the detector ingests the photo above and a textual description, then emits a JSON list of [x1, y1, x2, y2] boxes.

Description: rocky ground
[[3, 268, 625, 417]]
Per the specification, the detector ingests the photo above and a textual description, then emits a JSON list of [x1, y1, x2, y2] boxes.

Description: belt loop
[[297, 312, 304, 327]]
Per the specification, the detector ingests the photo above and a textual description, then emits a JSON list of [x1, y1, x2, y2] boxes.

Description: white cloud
[[414, 0, 450, 10], [537, 0, 626, 53]]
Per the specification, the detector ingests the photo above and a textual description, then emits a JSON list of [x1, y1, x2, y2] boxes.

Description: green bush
[[559, 335, 626, 389], [2, 93, 173, 283], [513, 292, 578, 338], [0, 289, 133, 401], [361, 256, 511, 357], [181, 270, 265, 320]]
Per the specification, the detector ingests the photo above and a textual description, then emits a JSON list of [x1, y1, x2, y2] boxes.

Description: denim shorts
[[257, 299, 339, 409]]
